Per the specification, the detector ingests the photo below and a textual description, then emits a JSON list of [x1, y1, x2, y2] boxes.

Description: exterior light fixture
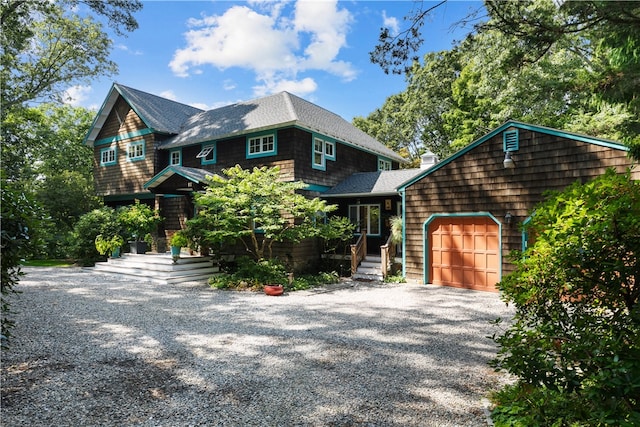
[[503, 151, 515, 169], [504, 212, 513, 225]]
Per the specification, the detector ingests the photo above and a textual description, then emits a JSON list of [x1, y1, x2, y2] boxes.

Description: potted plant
[[118, 200, 163, 254], [169, 231, 189, 263], [95, 234, 124, 258]]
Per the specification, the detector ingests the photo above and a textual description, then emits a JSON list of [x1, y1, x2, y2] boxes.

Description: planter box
[[129, 241, 148, 254]]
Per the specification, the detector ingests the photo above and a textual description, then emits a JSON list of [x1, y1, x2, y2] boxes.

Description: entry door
[[427, 216, 500, 292]]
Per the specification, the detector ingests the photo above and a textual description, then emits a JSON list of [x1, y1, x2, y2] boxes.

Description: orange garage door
[[427, 216, 500, 292]]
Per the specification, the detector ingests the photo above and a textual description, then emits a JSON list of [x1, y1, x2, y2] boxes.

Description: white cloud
[[382, 11, 400, 37], [169, 0, 356, 96], [159, 90, 178, 101], [63, 85, 92, 106]]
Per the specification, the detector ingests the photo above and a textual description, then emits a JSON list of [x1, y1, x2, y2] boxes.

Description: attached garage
[[425, 215, 501, 292]]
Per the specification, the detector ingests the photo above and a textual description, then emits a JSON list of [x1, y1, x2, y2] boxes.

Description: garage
[[426, 215, 500, 292]]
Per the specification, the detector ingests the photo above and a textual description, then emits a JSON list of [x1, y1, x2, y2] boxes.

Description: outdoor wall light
[[504, 212, 513, 225], [503, 151, 515, 169]]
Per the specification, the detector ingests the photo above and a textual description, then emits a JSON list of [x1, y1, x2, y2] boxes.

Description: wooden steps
[[92, 253, 219, 285], [352, 255, 384, 281]]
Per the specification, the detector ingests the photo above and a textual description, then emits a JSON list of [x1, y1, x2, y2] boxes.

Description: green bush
[[490, 169, 640, 426], [69, 207, 120, 265]]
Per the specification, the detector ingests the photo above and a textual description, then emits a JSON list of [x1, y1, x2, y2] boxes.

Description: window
[[325, 141, 335, 160], [197, 143, 216, 165], [378, 158, 392, 171], [170, 149, 181, 166], [247, 134, 275, 157], [100, 146, 117, 166], [127, 141, 145, 161], [313, 138, 325, 169], [348, 204, 381, 235], [503, 129, 519, 152]]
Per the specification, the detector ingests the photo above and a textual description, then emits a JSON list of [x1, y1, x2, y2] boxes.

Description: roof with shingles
[[322, 169, 424, 197], [85, 84, 405, 162], [143, 166, 214, 190]]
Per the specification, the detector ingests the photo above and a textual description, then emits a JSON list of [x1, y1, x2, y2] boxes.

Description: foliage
[[490, 169, 640, 426], [384, 273, 406, 284], [363, 0, 639, 159], [318, 216, 356, 255], [188, 165, 337, 260], [389, 216, 403, 244], [118, 200, 162, 241], [1, 181, 43, 348], [169, 231, 190, 248], [69, 207, 121, 265], [209, 257, 339, 292], [94, 234, 124, 256], [1, 0, 142, 109]]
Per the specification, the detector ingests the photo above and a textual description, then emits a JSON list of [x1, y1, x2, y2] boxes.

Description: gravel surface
[[1, 267, 514, 427]]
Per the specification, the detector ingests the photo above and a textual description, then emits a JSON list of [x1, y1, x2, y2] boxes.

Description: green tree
[[491, 169, 640, 425], [187, 165, 337, 261]]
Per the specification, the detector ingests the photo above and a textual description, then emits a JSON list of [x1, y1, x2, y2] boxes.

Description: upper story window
[[170, 149, 181, 166], [197, 143, 216, 165], [247, 134, 275, 158], [127, 141, 145, 162], [313, 137, 326, 170], [312, 136, 336, 170], [378, 158, 392, 171], [100, 146, 117, 166]]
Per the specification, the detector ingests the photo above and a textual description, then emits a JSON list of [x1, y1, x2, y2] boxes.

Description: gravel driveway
[[1, 267, 514, 426]]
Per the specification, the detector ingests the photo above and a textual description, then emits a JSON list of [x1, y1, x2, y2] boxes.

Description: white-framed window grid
[[247, 134, 275, 158], [313, 137, 326, 169], [127, 141, 145, 161], [170, 149, 181, 166], [378, 158, 392, 171], [197, 143, 216, 164], [100, 146, 117, 166], [348, 204, 381, 236]]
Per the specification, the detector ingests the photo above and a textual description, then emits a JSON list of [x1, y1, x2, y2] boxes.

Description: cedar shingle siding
[[402, 127, 639, 285]]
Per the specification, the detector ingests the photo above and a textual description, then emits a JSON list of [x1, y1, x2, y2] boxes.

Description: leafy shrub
[[69, 207, 120, 265], [384, 273, 406, 283], [490, 169, 640, 426]]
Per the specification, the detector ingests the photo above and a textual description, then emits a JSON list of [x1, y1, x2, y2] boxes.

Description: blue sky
[[69, 1, 482, 121]]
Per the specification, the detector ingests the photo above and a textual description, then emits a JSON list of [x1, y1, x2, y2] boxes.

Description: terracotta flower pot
[[264, 285, 284, 296]]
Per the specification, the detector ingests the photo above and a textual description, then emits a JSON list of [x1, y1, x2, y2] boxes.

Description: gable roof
[[397, 120, 631, 191], [160, 91, 405, 162], [84, 83, 204, 146], [143, 165, 213, 191], [323, 169, 423, 197]]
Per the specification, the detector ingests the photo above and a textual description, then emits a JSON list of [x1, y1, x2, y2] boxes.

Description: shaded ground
[[1, 268, 514, 426]]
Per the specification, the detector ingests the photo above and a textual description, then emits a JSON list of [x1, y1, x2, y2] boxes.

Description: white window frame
[[127, 141, 145, 162], [197, 143, 216, 165], [348, 204, 381, 236], [313, 137, 326, 170], [324, 140, 335, 160], [247, 134, 275, 158], [100, 146, 117, 166], [170, 149, 181, 166], [378, 158, 392, 171]]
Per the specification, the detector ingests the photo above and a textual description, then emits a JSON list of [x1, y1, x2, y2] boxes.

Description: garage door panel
[[428, 216, 500, 292]]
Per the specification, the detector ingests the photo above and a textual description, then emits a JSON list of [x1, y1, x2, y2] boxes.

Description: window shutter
[[503, 130, 519, 152]]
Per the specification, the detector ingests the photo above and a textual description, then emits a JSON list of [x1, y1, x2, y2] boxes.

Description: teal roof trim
[[143, 166, 213, 190], [397, 120, 630, 191]]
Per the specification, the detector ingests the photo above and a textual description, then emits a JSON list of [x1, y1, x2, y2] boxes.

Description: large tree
[[186, 165, 337, 261]]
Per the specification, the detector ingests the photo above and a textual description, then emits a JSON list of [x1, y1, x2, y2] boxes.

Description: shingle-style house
[[397, 121, 639, 292], [84, 83, 406, 268]]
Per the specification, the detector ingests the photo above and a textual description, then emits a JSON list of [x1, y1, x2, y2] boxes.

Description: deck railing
[[350, 231, 367, 275], [380, 234, 397, 279]]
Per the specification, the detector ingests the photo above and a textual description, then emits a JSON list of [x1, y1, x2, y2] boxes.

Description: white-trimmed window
[[324, 140, 335, 160], [313, 137, 325, 169], [348, 204, 381, 236], [197, 143, 216, 164], [170, 149, 181, 166], [100, 146, 117, 166], [247, 134, 275, 157], [127, 141, 145, 161], [378, 158, 392, 171]]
